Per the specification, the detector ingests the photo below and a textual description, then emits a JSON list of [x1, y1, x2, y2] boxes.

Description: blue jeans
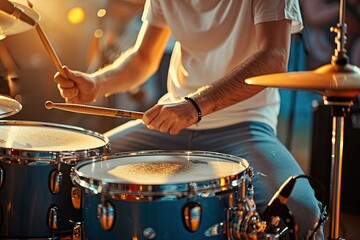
[[104, 120, 324, 239]]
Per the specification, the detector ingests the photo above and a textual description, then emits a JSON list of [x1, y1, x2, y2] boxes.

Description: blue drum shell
[[0, 120, 110, 238], [82, 189, 239, 240], [0, 160, 81, 238], [74, 150, 249, 240]]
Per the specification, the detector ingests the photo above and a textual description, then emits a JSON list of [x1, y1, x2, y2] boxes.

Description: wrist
[[93, 73, 110, 98], [184, 97, 202, 123]]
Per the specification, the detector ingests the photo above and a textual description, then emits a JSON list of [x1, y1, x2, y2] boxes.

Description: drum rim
[[0, 120, 111, 161], [71, 150, 249, 199]]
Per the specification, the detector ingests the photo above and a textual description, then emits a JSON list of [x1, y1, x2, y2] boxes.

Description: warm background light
[[97, 8, 106, 18], [67, 7, 85, 25]]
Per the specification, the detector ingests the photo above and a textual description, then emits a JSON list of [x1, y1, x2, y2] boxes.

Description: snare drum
[[71, 150, 249, 240], [0, 120, 110, 238]]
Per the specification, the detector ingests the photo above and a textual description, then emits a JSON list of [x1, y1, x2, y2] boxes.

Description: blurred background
[[0, 0, 168, 134], [0, 0, 359, 238]]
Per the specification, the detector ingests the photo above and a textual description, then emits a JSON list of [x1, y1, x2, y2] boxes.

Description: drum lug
[[105, 144, 111, 154], [72, 222, 83, 240], [0, 167, 3, 189], [71, 187, 82, 209], [48, 205, 59, 230], [49, 170, 63, 194], [183, 202, 202, 232], [97, 201, 115, 231]]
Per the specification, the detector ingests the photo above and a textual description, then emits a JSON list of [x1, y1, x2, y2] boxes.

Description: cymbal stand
[[322, 1, 355, 239], [324, 0, 355, 240], [323, 97, 352, 240]]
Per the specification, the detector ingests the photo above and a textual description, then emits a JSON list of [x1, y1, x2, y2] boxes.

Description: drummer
[[54, 0, 324, 238]]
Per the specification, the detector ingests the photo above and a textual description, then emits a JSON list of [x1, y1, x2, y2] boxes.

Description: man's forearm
[[191, 47, 288, 116]]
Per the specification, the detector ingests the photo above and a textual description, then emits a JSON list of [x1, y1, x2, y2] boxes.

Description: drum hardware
[[204, 167, 283, 239], [200, 167, 272, 240], [60, 149, 108, 163], [45, 101, 144, 120], [49, 170, 63, 194], [71, 187, 82, 210], [183, 202, 202, 232], [72, 222, 83, 240], [206, 174, 325, 239], [48, 205, 59, 230], [225, 170, 268, 240], [97, 201, 115, 231], [204, 221, 226, 237], [245, 0, 359, 238]]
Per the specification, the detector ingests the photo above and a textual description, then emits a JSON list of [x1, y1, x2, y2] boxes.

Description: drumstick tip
[[45, 101, 53, 109]]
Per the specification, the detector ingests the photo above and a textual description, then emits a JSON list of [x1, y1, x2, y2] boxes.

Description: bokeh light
[[67, 7, 85, 24]]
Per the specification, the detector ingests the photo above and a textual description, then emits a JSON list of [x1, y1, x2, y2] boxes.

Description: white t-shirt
[[143, 0, 303, 131]]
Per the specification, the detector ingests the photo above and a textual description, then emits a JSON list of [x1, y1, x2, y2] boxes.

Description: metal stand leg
[[325, 98, 352, 240], [329, 115, 344, 239]]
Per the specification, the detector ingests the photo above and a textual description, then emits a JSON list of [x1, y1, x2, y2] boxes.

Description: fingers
[[54, 66, 97, 104], [54, 66, 77, 100], [54, 66, 70, 84], [56, 83, 79, 102], [143, 103, 197, 135], [143, 105, 161, 128]]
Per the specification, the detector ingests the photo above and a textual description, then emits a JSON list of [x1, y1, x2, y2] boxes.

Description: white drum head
[[73, 151, 249, 196], [0, 120, 109, 159], [79, 153, 246, 184]]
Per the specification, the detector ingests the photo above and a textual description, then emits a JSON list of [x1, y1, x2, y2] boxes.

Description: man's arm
[[194, 19, 292, 116], [143, 19, 293, 135], [94, 21, 172, 97], [55, 21, 171, 103]]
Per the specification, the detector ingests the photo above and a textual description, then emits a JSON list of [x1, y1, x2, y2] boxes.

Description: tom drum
[[0, 120, 110, 238], [71, 150, 250, 240]]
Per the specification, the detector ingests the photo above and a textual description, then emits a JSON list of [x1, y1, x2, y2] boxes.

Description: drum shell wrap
[[0, 120, 110, 238], [82, 189, 237, 240], [0, 161, 78, 237]]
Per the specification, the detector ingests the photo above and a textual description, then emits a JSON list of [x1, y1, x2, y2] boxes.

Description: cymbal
[[0, 2, 40, 39], [0, 95, 21, 118], [245, 63, 360, 98]]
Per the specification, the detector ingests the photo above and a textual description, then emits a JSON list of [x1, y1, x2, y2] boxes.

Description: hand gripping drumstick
[[45, 101, 144, 120]]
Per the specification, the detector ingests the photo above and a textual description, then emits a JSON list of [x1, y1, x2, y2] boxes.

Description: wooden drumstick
[[45, 101, 144, 120], [35, 24, 66, 77], [27, 1, 66, 77]]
